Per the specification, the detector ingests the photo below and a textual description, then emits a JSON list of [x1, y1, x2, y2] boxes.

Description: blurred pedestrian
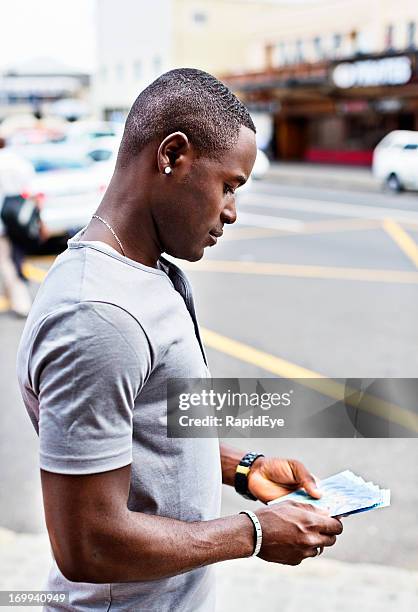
[[0, 136, 36, 317]]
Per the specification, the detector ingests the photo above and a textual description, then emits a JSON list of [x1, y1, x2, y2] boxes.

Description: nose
[[221, 198, 237, 225]]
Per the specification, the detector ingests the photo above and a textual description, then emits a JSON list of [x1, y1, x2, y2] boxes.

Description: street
[[1, 168, 418, 573]]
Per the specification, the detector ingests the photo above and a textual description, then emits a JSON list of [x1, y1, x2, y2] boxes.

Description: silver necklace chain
[[92, 214, 126, 257]]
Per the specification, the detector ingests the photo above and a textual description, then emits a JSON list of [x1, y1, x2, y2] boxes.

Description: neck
[[84, 165, 163, 268]]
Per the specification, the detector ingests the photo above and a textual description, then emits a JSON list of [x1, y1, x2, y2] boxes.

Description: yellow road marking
[[201, 327, 418, 433], [26, 255, 56, 265], [0, 296, 9, 312], [202, 327, 320, 378], [22, 262, 48, 283], [13, 257, 418, 432], [182, 259, 418, 284], [383, 219, 418, 269], [23, 255, 418, 286]]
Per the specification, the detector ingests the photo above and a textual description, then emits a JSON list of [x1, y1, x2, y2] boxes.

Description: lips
[[207, 228, 223, 247]]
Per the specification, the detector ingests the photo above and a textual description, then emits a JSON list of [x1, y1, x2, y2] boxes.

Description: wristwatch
[[234, 451, 264, 500]]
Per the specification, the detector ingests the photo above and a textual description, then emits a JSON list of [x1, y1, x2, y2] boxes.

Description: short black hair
[[118, 68, 256, 166]]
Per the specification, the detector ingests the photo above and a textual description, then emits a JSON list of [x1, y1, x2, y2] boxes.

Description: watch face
[[235, 453, 263, 501]]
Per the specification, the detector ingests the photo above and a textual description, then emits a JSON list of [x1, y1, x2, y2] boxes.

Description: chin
[[182, 250, 204, 263], [165, 245, 204, 262]]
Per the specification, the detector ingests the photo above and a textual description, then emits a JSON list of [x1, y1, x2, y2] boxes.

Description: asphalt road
[[0, 176, 417, 570]]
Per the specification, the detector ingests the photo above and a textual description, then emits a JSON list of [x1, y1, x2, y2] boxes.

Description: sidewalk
[[265, 162, 379, 193], [216, 557, 418, 611], [1, 527, 417, 611]]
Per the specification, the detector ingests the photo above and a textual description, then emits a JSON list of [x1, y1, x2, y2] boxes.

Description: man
[[17, 69, 342, 611], [0, 137, 35, 317]]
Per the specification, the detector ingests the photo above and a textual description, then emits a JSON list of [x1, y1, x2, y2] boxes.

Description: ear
[[157, 131, 190, 174]]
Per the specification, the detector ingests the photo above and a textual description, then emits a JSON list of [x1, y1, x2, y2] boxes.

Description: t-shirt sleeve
[[29, 301, 153, 475]]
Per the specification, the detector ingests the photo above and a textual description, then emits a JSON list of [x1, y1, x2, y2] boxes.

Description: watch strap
[[234, 451, 264, 500]]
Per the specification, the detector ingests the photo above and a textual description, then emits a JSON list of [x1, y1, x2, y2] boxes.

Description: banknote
[[268, 470, 391, 517]]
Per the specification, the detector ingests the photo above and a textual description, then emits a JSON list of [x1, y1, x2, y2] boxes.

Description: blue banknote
[[268, 470, 391, 517]]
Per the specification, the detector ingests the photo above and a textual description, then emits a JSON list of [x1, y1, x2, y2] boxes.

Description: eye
[[223, 183, 235, 196]]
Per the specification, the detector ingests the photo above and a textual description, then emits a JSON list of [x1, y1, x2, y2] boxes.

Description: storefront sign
[[332, 56, 412, 88]]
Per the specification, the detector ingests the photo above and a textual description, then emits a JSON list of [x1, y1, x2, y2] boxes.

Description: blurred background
[[0, 1, 417, 610]]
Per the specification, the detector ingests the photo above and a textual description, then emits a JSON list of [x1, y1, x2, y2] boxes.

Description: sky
[[0, 0, 97, 72]]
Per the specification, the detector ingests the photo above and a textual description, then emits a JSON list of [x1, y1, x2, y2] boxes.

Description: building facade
[[0, 58, 90, 122], [94, 0, 292, 118], [93, 0, 172, 120], [218, 0, 418, 164], [94, 0, 418, 163]]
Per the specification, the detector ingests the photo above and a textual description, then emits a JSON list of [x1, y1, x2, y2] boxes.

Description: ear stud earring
[[164, 166, 172, 175]]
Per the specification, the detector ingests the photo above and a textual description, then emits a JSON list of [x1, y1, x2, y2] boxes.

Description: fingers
[[304, 547, 320, 559], [295, 503, 343, 535], [288, 501, 344, 536], [317, 534, 337, 548], [304, 537, 334, 560], [291, 460, 322, 499], [319, 516, 344, 536]]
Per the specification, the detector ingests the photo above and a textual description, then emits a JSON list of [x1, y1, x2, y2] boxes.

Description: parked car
[[11, 142, 116, 241], [60, 120, 123, 145], [252, 148, 270, 180], [372, 130, 418, 193], [237, 149, 270, 196]]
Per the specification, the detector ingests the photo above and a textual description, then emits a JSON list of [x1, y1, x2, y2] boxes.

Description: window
[[115, 63, 124, 81], [333, 33, 342, 57], [133, 61, 142, 80], [87, 149, 114, 162], [153, 56, 162, 76], [385, 25, 394, 50], [407, 22, 416, 48], [295, 40, 304, 63], [30, 157, 92, 173], [313, 36, 323, 59], [278, 42, 287, 65], [192, 11, 207, 25]]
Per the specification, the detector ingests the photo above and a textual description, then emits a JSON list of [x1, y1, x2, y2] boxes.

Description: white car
[[251, 148, 270, 180], [13, 142, 118, 238], [237, 149, 270, 195], [61, 120, 123, 145], [372, 130, 418, 193]]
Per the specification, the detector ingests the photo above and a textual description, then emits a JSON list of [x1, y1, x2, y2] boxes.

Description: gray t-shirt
[[16, 230, 222, 611]]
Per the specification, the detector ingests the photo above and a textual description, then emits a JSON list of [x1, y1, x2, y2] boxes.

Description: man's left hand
[[247, 457, 321, 504]]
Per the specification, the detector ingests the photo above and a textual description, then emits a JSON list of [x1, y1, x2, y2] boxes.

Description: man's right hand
[[41, 466, 343, 583], [255, 501, 343, 565]]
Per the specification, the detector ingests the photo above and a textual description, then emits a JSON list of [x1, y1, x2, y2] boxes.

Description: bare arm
[[42, 462, 343, 585], [41, 465, 254, 584], [220, 442, 263, 486]]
